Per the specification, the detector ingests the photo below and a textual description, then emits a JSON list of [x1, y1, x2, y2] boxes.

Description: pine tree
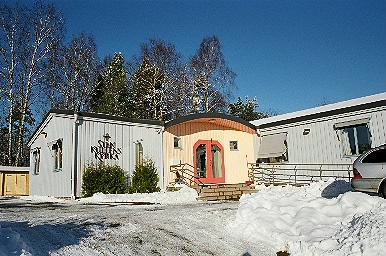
[[129, 56, 164, 119], [228, 97, 269, 121], [91, 53, 130, 116], [128, 39, 190, 120]]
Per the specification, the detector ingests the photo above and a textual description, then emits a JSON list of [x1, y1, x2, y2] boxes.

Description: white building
[[27, 110, 164, 198], [27, 93, 386, 197], [252, 92, 386, 164]]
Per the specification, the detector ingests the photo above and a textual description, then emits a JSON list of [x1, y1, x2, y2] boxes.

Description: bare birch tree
[[190, 36, 236, 113], [0, 4, 25, 165], [48, 33, 98, 111], [14, 2, 64, 165]]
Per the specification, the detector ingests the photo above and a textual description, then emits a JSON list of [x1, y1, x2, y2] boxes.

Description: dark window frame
[[339, 124, 371, 156], [230, 141, 238, 151], [32, 148, 41, 175], [174, 137, 182, 149], [52, 139, 63, 171]]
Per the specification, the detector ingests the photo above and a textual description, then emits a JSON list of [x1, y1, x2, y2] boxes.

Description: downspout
[[160, 126, 165, 190], [71, 113, 79, 199]]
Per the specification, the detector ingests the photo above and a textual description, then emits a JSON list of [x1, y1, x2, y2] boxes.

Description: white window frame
[[135, 142, 144, 166]]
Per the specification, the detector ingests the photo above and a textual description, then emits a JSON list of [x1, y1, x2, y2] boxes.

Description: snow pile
[[20, 195, 67, 203], [229, 179, 386, 256], [78, 185, 198, 205], [0, 224, 31, 256]]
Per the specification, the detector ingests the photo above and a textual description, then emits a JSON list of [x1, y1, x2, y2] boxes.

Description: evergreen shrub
[[82, 164, 127, 197], [129, 159, 160, 193]]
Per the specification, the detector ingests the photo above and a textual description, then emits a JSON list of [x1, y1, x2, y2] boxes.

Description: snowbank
[[78, 185, 198, 205], [229, 179, 386, 256], [20, 195, 67, 203]]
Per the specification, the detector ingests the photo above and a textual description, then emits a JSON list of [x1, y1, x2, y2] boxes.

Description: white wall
[[256, 106, 386, 164], [75, 117, 163, 197], [29, 114, 74, 197], [29, 113, 164, 197]]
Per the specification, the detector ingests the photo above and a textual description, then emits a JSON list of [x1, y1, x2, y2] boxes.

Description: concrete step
[[197, 183, 256, 201]]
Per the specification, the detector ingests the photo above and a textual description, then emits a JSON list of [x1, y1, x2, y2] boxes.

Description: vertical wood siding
[[29, 114, 164, 197], [29, 114, 74, 197], [76, 117, 163, 197]]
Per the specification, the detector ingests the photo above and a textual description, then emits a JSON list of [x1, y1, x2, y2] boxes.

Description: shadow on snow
[[321, 179, 352, 199], [0, 220, 102, 256]]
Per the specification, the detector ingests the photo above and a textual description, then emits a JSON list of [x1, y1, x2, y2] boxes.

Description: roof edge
[[164, 112, 256, 130], [50, 109, 165, 126], [28, 109, 164, 146], [253, 94, 386, 129]]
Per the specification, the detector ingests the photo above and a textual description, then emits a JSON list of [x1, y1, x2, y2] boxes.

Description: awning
[[258, 133, 287, 158], [333, 118, 370, 129]]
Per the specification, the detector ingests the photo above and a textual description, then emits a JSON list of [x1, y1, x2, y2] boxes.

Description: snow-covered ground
[[229, 179, 386, 256], [2, 180, 385, 256], [0, 197, 273, 256]]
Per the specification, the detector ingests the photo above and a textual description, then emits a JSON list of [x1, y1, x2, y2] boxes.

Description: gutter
[[71, 113, 79, 199]]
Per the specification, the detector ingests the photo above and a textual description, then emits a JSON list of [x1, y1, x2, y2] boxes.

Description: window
[[135, 142, 144, 166], [51, 139, 63, 171], [174, 137, 182, 149], [362, 148, 386, 163], [230, 141, 238, 151], [32, 148, 40, 175], [257, 133, 288, 163], [340, 124, 371, 156]]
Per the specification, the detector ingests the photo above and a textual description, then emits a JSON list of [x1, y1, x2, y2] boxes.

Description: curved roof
[[165, 113, 256, 131]]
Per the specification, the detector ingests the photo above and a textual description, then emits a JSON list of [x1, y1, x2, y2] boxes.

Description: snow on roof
[[251, 92, 386, 128]]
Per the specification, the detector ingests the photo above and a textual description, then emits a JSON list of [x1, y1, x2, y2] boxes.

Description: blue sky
[[44, 0, 386, 113]]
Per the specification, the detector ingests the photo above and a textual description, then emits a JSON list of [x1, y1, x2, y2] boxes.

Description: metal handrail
[[170, 163, 204, 186], [248, 162, 353, 186]]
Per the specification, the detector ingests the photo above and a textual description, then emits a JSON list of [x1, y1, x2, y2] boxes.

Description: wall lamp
[[303, 128, 311, 135]]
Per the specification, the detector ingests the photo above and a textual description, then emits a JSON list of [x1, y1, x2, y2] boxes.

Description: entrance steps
[[194, 183, 256, 201], [167, 183, 256, 201]]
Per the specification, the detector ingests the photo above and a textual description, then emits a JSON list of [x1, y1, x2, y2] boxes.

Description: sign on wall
[[91, 133, 122, 161]]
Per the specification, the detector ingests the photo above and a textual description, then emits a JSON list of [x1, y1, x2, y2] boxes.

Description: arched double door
[[193, 140, 225, 184]]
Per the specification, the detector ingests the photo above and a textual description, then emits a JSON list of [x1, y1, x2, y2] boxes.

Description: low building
[[163, 113, 257, 189], [28, 111, 258, 198], [251, 92, 386, 164], [27, 110, 164, 198], [27, 92, 386, 197]]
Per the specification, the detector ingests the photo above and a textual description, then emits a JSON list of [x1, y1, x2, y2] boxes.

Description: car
[[351, 145, 386, 198]]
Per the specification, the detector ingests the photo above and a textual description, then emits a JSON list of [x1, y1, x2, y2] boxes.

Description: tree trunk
[[15, 44, 37, 166], [7, 91, 13, 165], [204, 85, 209, 113]]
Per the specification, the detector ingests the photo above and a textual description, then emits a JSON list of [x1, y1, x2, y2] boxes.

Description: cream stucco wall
[[164, 121, 256, 187]]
